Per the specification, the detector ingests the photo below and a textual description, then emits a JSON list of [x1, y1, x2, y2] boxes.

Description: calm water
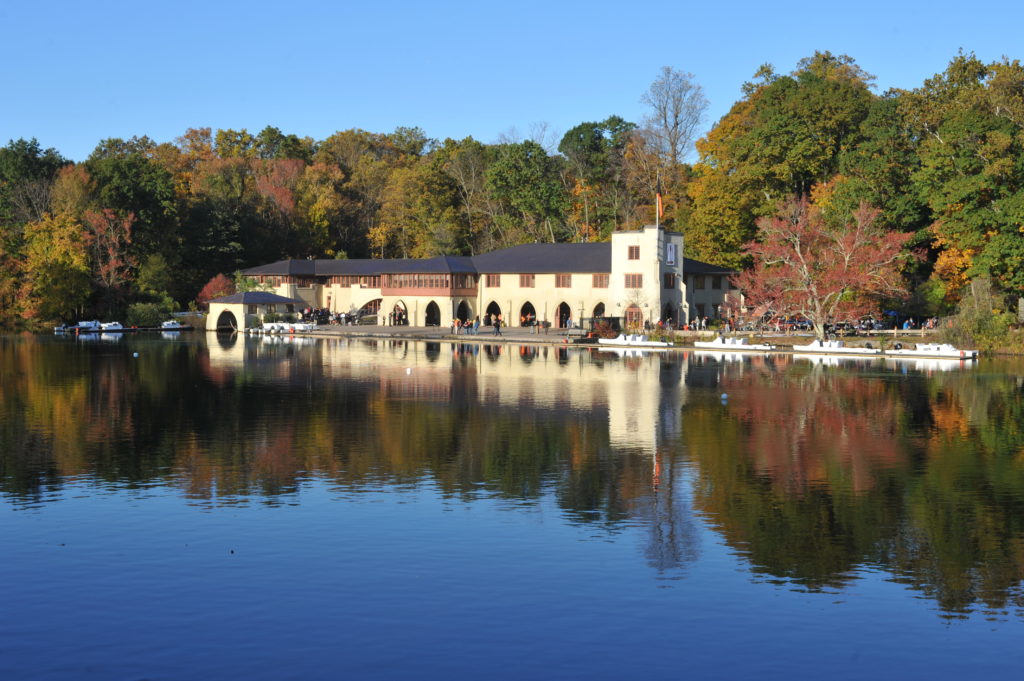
[[2, 333, 1023, 680]]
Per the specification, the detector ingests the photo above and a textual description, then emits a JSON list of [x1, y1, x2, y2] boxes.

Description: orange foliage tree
[[733, 197, 914, 339]]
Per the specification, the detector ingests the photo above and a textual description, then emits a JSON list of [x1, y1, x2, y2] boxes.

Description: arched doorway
[[358, 298, 382, 323], [519, 301, 536, 327], [593, 302, 605, 318], [456, 300, 471, 323], [215, 309, 238, 331], [625, 304, 643, 330], [557, 302, 571, 328], [390, 301, 408, 326], [485, 301, 502, 326], [425, 301, 441, 326]]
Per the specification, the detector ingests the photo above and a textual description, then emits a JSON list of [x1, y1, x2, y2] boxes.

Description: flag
[[655, 177, 664, 220]]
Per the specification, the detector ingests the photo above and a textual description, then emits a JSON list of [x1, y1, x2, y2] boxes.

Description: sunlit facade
[[243, 226, 736, 328]]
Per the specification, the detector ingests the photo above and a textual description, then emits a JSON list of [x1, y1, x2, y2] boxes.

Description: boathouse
[[242, 226, 740, 329], [205, 291, 306, 333]]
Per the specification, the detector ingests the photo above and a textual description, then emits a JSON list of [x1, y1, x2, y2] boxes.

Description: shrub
[[941, 278, 1024, 352], [125, 302, 167, 328]]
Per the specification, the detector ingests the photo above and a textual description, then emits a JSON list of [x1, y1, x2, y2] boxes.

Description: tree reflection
[[686, 359, 1024, 615], [4, 335, 1024, 615]]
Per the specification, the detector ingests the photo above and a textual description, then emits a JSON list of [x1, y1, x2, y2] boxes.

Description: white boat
[[100, 322, 124, 331], [884, 342, 977, 360], [791, 339, 882, 355], [597, 333, 671, 348], [161, 320, 185, 330], [693, 336, 775, 352], [74, 320, 102, 332]]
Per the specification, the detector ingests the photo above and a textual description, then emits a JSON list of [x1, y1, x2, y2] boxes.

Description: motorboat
[[884, 342, 977, 360], [100, 322, 124, 331], [693, 336, 775, 352], [161, 319, 185, 330], [73, 320, 102, 332], [597, 333, 671, 348], [791, 339, 882, 355]]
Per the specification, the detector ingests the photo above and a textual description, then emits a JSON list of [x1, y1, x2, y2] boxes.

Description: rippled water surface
[[2, 333, 1024, 679]]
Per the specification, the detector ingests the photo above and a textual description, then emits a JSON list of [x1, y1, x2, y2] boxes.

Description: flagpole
[[655, 170, 662, 229]]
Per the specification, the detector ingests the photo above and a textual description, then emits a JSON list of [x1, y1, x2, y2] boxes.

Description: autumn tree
[[19, 213, 92, 321], [82, 209, 139, 315], [640, 67, 708, 165], [733, 197, 913, 339], [902, 53, 1024, 300], [196, 273, 235, 308], [687, 54, 876, 267]]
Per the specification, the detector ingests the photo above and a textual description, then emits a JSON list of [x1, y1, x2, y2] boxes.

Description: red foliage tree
[[732, 197, 914, 339], [196, 273, 235, 308], [82, 209, 138, 313]]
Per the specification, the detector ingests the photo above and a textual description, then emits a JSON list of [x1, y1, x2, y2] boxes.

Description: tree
[[640, 67, 708, 165], [0, 138, 67, 226], [20, 213, 92, 320], [687, 55, 877, 267], [196, 273, 235, 308], [903, 53, 1024, 299], [82, 209, 139, 315], [733, 197, 914, 339], [485, 140, 567, 243]]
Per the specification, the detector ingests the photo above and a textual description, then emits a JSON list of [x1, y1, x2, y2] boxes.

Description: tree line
[[2, 50, 1022, 327]]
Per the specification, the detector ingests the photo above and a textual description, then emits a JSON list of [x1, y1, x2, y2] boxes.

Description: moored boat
[[693, 336, 775, 352], [100, 322, 124, 331], [161, 320, 185, 330], [597, 333, 671, 348], [884, 342, 977, 360], [791, 339, 882, 355]]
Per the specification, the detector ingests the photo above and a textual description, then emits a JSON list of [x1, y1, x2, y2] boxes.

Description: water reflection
[[2, 334, 1023, 617]]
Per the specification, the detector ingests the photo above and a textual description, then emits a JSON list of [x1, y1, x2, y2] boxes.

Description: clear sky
[[2, 0, 1022, 161]]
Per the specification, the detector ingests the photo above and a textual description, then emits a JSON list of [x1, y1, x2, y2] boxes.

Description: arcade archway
[[557, 302, 571, 328], [425, 301, 441, 326], [519, 301, 536, 326], [593, 302, 605, 318], [662, 303, 676, 327], [625, 304, 643, 329], [485, 301, 502, 326], [215, 310, 238, 331], [390, 300, 408, 326], [456, 300, 471, 323]]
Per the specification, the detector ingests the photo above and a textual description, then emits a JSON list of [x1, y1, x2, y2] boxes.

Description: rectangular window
[[663, 273, 676, 289], [666, 243, 677, 265], [520, 274, 535, 288], [592, 273, 609, 288], [625, 273, 643, 288], [712, 275, 722, 289], [248, 305, 258, 314], [628, 245, 640, 260], [555, 273, 571, 288], [486, 274, 500, 287], [695, 275, 706, 290]]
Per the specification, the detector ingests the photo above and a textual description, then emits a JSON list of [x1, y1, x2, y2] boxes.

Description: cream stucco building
[[240, 226, 737, 330]]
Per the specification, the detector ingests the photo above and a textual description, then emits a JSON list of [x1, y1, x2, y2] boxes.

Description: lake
[[2, 332, 1023, 680]]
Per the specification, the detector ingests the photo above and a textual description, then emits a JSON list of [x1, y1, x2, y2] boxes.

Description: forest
[[1, 50, 1023, 331]]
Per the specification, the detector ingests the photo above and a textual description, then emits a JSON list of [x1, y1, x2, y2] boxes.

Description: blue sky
[[3, 0, 1022, 161]]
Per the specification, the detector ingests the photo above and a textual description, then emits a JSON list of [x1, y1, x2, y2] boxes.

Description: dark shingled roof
[[683, 258, 734, 275], [208, 291, 305, 305], [242, 259, 318, 276], [240, 248, 734, 279], [471, 243, 611, 274]]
